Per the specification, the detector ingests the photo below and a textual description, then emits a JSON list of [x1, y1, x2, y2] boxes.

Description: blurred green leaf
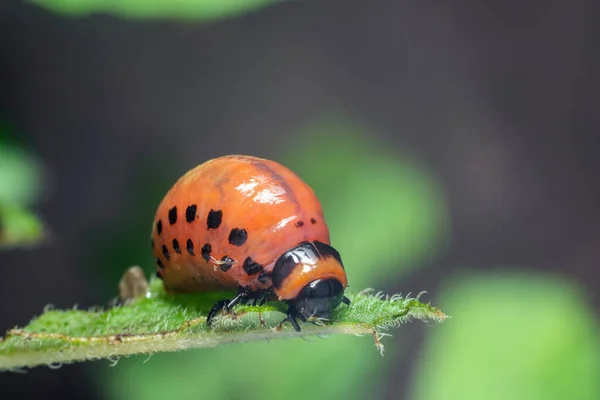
[[284, 118, 449, 288], [31, 0, 277, 20], [0, 142, 43, 207], [0, 125, 46, 249], [110, 334, 383, 400], [0, 202, 45, 249], [411, 272, 600, 400]]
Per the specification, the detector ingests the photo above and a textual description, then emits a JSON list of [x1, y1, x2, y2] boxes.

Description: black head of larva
[[294, 279, 345, 321]]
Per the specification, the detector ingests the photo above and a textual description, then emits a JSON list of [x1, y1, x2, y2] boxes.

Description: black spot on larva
[[172, 238, 181, 254], [220, 256, 234, 272], [168, 207, 177, 225], [310, 218, 317, 224], [294, 220, 304, 228], [258, 271, 271, 285], [206, 209, 223, 229], [243, 257, 263, 275], [186, 239, 195, 256], [162, 245, 170, 261], [156, 220, 163, 235], [201, 243, 212, 261], [156, 271, 163, 280], [186, 205, 197, 223], [156, 258, 165, 269], [228, 228, 248, 246]]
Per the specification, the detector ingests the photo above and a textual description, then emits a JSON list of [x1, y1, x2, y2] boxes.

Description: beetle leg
[[246, 290, 269, 306], [279, 305, 302, 332], [206, 300, 229, 327], [342, 296, 351, 306], [207, 290, 250, 325], [206, 288, 254, 327], [225, 291, 250, 311], [280, 314, 301, 332], [288, 316, 301, 332], [207, 288, 274, 327], [257, 293, 269, 306]]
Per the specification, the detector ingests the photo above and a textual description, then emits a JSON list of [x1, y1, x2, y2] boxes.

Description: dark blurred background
[[0, 0, 599, 399]]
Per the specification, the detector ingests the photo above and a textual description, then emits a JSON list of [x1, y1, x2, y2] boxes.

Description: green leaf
[[0, 143, 43, 207], [0, 275, 445, 371], [0, 202, 46, 249], [284, 118, 450, 287], [410, 272, 600, 400], [31, 0, 277, 20]]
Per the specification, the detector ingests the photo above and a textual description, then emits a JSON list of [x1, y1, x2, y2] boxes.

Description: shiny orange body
[[151, 155, 347, 299]]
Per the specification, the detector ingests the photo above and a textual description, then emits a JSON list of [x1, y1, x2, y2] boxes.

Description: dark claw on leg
[[286, 315, 301, 332], [206, 299, 229, 327], [280, 305, 302, 332], [207, 289, 254, 327], [342, 296, 351, 306]]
